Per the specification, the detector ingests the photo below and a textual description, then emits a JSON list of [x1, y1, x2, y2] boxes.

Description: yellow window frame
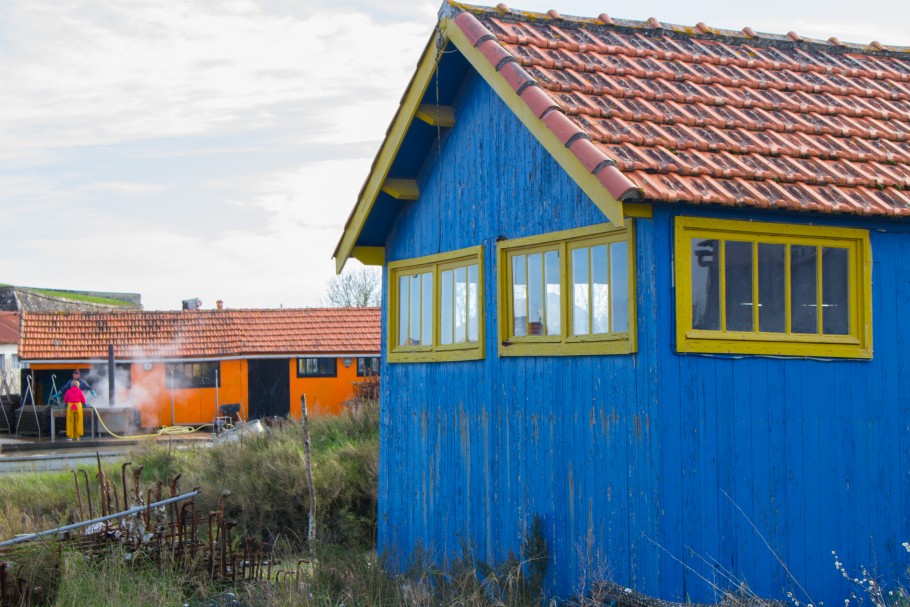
[[674, 217, 872, 358], [497, 223, 637, 357], [388, 245, 485, 363]]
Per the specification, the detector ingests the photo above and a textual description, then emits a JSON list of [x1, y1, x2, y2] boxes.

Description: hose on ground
[[90, 408, 214, 440]]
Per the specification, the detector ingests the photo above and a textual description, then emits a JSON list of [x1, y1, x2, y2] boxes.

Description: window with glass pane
[[691, 239, 720, 330], [498, 223, 635, 357], [675, 217, 871, 358], [441, 263, 480, 345], [822, 248, 849, 335], [357, 357, 380, 376], [570, 241, 629, 336], [688, 238, 850, 337], [167, 362, 221, 388], [724, 241, 754, 332], [398, 271, 432, 347], [389, 246, 484, 363], [758, 244, 786, 333], [297, 358, 337, 378], [509, 251, 560, 337]]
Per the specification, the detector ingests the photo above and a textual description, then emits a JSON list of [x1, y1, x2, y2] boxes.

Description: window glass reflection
[[691, 238, 720, 330], [791, 245, 818, 334]]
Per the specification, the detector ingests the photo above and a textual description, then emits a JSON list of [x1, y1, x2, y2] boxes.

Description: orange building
[[17, 308, 380, 428]]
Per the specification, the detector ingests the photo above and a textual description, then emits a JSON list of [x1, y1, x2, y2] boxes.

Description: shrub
[[132, 401, 380, 551]]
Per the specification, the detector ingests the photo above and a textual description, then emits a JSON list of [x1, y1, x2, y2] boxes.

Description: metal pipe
[[145, 489, 154, 531], [71, 471, 84, 520], [214, 368, 220, 424], [0, 490, 199, 548], [1, 561, 8, 606], [169, 367, 176, 426], [49, 374, 58, 443], [110, 481, 120, 513], [80, 470, 93, 518], [108, 345, 115, 406], [95, 453, 106, 516], [121, 462, 131, 509]]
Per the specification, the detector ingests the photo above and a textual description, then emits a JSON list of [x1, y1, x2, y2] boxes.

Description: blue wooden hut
[[334, 2, 910, 603]]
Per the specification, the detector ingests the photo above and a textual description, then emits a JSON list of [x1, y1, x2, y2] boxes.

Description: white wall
[[0, 344, 21, 395]]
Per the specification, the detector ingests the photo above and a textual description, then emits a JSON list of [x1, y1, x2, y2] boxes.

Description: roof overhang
[[21, 352, 380, 366], [332, 28, 455, 274], [332, 8, 643, 273]]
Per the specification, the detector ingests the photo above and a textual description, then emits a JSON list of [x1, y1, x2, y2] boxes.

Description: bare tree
[[322, 267, 381, 307]]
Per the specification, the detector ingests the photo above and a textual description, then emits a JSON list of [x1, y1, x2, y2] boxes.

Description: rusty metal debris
[[0, 456, 274, 606]]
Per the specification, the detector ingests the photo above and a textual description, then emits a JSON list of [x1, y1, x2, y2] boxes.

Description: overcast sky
[[1, 0, 907, 311]]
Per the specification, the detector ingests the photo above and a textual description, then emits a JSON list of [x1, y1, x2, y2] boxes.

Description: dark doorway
[[247, 359, 290, 419]]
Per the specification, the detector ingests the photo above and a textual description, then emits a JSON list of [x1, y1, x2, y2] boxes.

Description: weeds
[[2, 401, 555, 607], [1, 542, 62, 606], [128, 401, 380, 551], [51, 548, 202, 607], [832, 547, 910, 607], [261, 528, 551, 607], [0, 464, 125, 540]]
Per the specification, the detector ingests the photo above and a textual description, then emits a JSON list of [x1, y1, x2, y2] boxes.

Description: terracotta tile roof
[[18, 308, 381, 361], [451, 3, 910, 216], [0, 312, 19, 345]]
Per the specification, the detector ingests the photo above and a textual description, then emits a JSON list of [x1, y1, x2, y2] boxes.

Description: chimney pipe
[[108, 344, 115, 406]]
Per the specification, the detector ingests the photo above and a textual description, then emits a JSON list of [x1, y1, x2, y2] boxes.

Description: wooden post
[[300, 395, 317, 549]]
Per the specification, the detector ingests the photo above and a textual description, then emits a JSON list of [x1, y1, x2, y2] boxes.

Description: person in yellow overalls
[[63, 381, 86, 441]]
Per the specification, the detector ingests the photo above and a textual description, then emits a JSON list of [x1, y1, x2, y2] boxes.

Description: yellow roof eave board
[[443, 17, 624, 227], [332, 29, 448, 274]]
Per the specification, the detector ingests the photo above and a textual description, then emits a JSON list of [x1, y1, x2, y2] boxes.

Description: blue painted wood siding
[[379, 72, 910, 604]]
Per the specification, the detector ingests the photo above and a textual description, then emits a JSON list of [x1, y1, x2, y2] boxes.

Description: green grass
[[53, 552, 192, 607], [30, 288, 138, 307], [0, 465, 123, 539]]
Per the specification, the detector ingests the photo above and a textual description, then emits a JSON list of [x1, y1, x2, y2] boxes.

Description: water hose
[[89, 407, 215, 440]]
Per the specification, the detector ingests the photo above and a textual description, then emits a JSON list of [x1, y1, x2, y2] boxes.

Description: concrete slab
[[0, 433, 212, 473], [0, 450, 129, 473], [0, 432, 212, 455]]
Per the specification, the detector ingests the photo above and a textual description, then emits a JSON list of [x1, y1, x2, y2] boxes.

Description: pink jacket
[[63, 385, 85, 409]]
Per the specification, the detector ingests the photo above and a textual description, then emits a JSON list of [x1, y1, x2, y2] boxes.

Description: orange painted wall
[[288, 357, 363, 418], [29, 361, 249, 428], [28, 357, 368, 427], [130, 360, 248, 427]]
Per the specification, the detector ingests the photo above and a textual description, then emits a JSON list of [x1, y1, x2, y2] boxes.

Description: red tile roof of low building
[[18, 308, 381, 361], [450, 2, 910, 216], [0, 312, 19, 344]]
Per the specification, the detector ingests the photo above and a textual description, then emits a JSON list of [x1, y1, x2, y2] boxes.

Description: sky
[[1, 0, 907, 311]]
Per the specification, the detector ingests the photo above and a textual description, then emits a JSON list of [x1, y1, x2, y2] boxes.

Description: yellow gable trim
[[333, 16, 632, 273], [333, 33, 446, 273], [443, 18, 625, 227]]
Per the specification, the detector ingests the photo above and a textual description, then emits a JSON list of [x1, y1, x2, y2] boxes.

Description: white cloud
[[85, 181, 169, 195], [0, 1, 434, 156], [0, 0, 431, 309]]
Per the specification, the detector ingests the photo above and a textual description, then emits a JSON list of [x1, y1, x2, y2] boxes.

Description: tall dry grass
[[0, 402, 560, 606], [130, 401, 380, 550]]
